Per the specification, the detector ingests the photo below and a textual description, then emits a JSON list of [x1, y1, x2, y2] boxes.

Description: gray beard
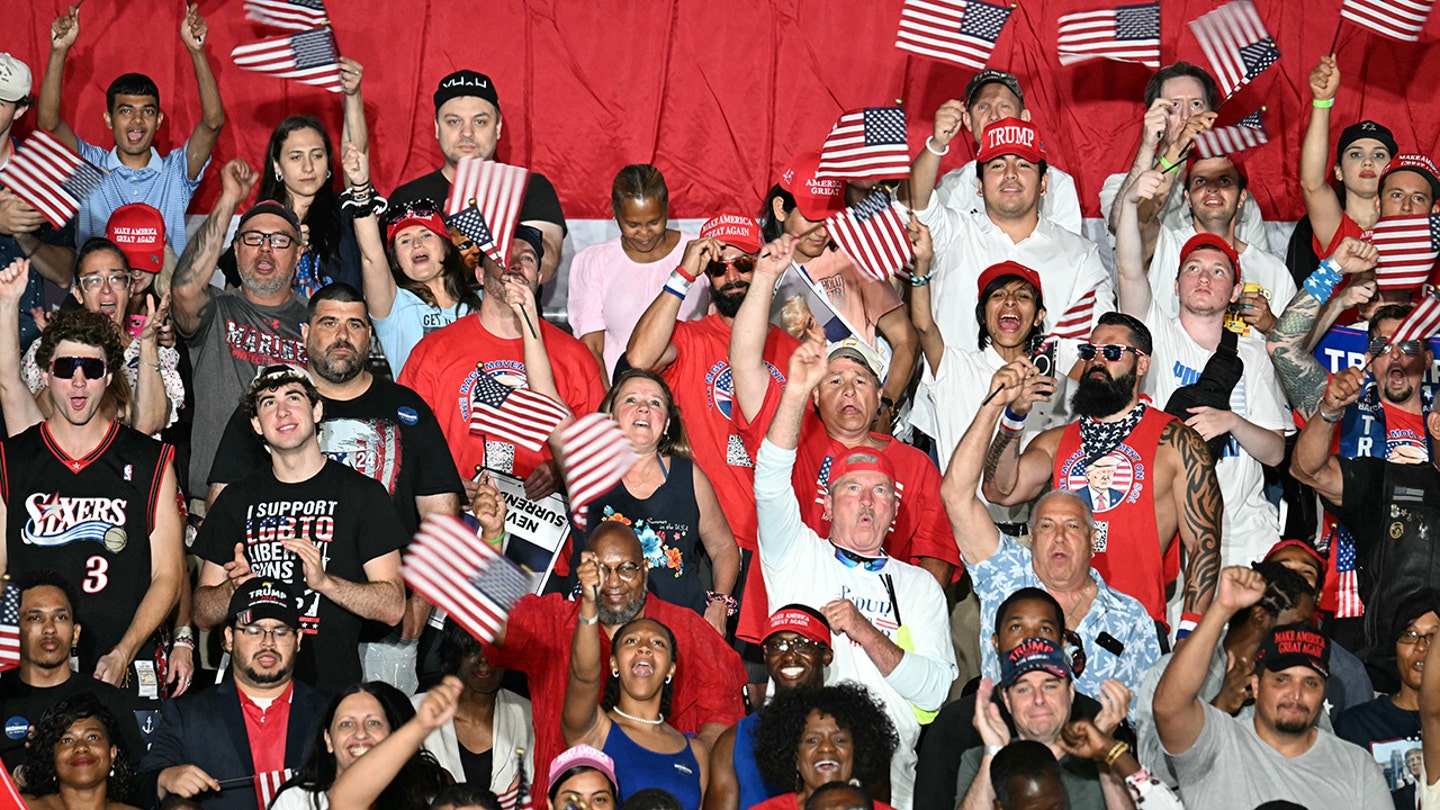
[[598, 592, 646, 626]]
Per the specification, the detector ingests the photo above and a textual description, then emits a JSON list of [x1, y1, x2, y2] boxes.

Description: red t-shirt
[[238, 682, 293, 777], [663, 315, 800, 552], [483, 594, 747, 808], [399, 315, 605, 480], [751, 794, 896, 810]]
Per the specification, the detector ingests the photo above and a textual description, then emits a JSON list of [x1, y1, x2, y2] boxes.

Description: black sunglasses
[[50, 356, 108, 380], [705, 257, 755, 277], [1077, 343, 1146, 362]]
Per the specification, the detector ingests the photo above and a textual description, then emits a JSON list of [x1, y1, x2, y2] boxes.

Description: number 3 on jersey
[[83, 555, 110, 593]]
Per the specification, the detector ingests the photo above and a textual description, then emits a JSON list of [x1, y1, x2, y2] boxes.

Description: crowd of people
[[3, 4, 1440, 810]]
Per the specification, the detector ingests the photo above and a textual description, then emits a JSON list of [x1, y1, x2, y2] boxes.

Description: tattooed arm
[[171, 159, 257, 336], [1290, 367, 1364, 505], [1162, 420, 1221, 615]]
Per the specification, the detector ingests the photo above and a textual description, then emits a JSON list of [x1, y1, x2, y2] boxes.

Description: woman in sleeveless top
[[586, 369, 739, 635], [562, 550, 707, 808]]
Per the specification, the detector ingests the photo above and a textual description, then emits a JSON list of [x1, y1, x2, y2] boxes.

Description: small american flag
[[403, 515, 535, 643], [0, 582, 19, 672], [447, 204, 495, 256], [446, 158, 530, 268], [823, 191, 912, 282], [243, 0, 330, 31], [560, 413, 639, 515], [1388, 286, 1440, 344], [1371, 213, 1440, 290], [0, 131, 107, 229], [231, 27, 343, 93], [1341, 0, 1435, 42], [1050, 282, 1103, 341], [1333, 527, 1364, 618], [254, 769, 293, 808], [1057, 3, 1161, 68], [895, 0, 1014, 70], [1188, 0, 1280, 100], [1193, 109, 1269, 159], [495, 748, 534, 810], [468, 370, 571, 453], [815, 107, 910, 181]]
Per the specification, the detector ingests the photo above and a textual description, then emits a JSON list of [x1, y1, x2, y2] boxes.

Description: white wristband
[[925, 135, 950, 157], [663, 269, 694, 301]]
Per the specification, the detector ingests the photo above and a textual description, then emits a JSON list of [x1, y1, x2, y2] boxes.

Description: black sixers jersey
[[1, 422, 172, 675]]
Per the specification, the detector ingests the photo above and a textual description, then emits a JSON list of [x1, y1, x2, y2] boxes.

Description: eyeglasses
[[50, 356, 108, 380], [705, 257, 755, 277], [1399, 629, 1434, 648], [598, 562, 643, 582], [1368, 337, 1426, 357], [77, 273, 131, 291], [238, 230, 297, 250], [1077, 343, 1146, 362], [237, 624, 295, 641], [764, 637, 826, 656]]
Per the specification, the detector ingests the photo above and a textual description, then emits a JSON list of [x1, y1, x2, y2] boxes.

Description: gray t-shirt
[[183, 289, 308, 492], [1166, 702, 1390, 809], [956, 746, 1104, 810]]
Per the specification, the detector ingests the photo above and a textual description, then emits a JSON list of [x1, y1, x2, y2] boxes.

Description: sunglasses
[[1367, 337, 1426, 357], [383, 203, 441, 227], [1077, 343, 1146, 362], [764, 637, 826, 656], [50, 356, 108, 380], [705, 257, 755, 277]]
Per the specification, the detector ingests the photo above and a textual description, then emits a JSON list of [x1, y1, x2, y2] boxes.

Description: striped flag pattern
[[231, 27, 344, 93], [446, 158, 530, 267], [494, 748, 534, 810], [0, 131, 107, 229], [1371, 213, 1440, 290], [1188, 0, 1281, 99], [1341, 0, 1435, 42], [0, 753, 25, 809], [1193, 109, 1269, 158], [403, 515, 535, 643], [1388, 287, 1440, 344], [560, 413, 639, 516], [815, 107, 911, 180], [1057, 3, 1162, 68], [1050, 282, 1103, 340], [243, 0, 330, 30], [1333, 527, 1364, 618], [254, 769, 293, 808], [0, 582, 19, 672], [467, 370, 571, 452], [823, 192, 913, 282], [895, 0, 1014, 70]]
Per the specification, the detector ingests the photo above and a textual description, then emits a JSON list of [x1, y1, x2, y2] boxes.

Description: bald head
[[588, 522, 643, 559]]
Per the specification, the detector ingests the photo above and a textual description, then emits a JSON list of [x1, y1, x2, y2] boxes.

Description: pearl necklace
[[612, 706, 665, 725]]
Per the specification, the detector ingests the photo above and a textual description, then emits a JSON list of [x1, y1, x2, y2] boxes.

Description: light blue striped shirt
[[76, 138, 206, 252]]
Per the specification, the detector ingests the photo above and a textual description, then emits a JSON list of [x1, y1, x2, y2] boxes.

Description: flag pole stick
[[1329, 17, 1343, 56]]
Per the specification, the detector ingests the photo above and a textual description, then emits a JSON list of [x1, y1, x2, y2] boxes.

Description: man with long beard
[[981, 311, 1221, 634]]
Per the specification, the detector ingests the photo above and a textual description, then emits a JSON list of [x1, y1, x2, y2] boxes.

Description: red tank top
[[1053, 407, 1179, 623]]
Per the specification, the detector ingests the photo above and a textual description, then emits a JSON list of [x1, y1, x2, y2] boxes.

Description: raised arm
[[874, 302, 917, 424], [129, 293, 173, 436], [1161, 420, 1221, 615], [170, 160, 257, 336], [337, 58, 369, 153], [1115, 169, 1164, 319], [341, 142, 396, 317], [693, 467, 739, 636], [626, 237, 718, 371], [328, 677, 462, 808], [37, 6, 81, 152], [561, 551, 610, 747], [1106, 99, 1170, 236], [1153, 567, 1264, 755], [1301, 56, 1344, 250], [1290, 366, 1362, 505], [0, 259, 44, 435], [729, 235, 794, 423], [179, 4, 224, 181], [905, 218, 943, 375], [908, 99, 962, 216]]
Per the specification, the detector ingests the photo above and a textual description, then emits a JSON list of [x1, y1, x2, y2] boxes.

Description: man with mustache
[[628, 215, 800, 644], [982, 311, 1221, 635]]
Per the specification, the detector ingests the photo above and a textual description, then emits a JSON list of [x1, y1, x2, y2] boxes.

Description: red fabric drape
[[10, 1, 1440, 223]]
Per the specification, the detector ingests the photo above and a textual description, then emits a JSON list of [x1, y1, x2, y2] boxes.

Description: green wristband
[[1312, 98, 1335, 109]]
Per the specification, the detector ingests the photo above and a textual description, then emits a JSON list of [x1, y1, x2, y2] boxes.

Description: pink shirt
[[566, 233, 707, 375]]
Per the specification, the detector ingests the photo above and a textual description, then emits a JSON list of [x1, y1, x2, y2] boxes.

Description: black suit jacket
[[137, 678, 327, 810]]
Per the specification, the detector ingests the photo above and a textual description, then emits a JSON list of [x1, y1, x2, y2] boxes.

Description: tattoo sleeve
[[982, 430, 1021, 485], [1266, 288, 1329, 417], [1164, 420, 1221, 614]]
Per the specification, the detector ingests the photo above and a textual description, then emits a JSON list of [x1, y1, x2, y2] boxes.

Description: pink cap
[[548, 744, 617, 792], [780, 151, 847, 222], [106, 204, 165, 273]]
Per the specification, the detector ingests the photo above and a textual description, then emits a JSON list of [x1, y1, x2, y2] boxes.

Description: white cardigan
[[410, 688, 534, 796]]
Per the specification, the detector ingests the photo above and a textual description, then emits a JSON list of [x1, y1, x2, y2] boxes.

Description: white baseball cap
[[0, 55, 32, 104]]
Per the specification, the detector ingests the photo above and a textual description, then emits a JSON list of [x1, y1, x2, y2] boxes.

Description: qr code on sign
[[485, 441, 515, 475], [1092, 521, 1108, 554]]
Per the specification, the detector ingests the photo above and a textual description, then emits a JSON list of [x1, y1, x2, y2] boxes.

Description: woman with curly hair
[[751, 683, 899, 810], [20, 693, 138, 809], [269, 681, 452, 810]]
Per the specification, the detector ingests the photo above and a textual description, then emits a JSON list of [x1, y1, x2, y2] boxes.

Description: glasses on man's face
[[705, 257, 755, 278], [1077, 343, 1146, 362], [1399, 629, 1434, 648], [50, 356, 107, 380], [764, 637, 825, 656], [1368, 337, 1426, 357], [597, 562, 643, 583], [78, 273, 131, 292], [238, 230, 297, 250], [237, 624, 294, 642]]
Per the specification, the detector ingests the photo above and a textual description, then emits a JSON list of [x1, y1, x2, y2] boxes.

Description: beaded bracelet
[[706, 591, 739, 617]]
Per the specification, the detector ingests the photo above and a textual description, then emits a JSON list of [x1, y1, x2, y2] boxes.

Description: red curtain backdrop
[[9, 0, 1440, 224]]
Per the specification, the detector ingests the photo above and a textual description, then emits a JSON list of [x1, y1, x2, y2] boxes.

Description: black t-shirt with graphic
[[195, 460, 406, 695]]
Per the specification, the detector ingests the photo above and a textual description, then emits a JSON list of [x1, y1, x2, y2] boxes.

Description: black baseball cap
[[965, 69, 1025, 108], [434, 70, 501, 113], [236, 200, 301, 236], [1335, 120, 1397, 164], [229, 579, 300, 629], [1254, 624, 1330, 678]]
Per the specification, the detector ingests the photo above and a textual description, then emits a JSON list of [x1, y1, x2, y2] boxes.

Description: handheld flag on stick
[[403, 515, 535, 644], [895, 0, 1014, 69], [1057, 3, 1161, 68], [231, 27, 344, 93], [1188, 0, 1280, 99], [815, 107, 910, 181]]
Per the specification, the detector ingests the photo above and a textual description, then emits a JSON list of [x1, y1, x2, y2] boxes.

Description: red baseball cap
[[1186, 151, 1249, 187], [764, 605, 832, 647], [976, 120, 1046, 164], [1263, 539, 1325, 567], [976, 260, 1043, 299], [386, 208, 449, 244], [1179, 232, 1240, 282], [106, 203, 165, 273], [780, 151, 847, 222], [827, 448, 897, 487], [700, 214, 763, 254], [1381, 153, 1440, 200]]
